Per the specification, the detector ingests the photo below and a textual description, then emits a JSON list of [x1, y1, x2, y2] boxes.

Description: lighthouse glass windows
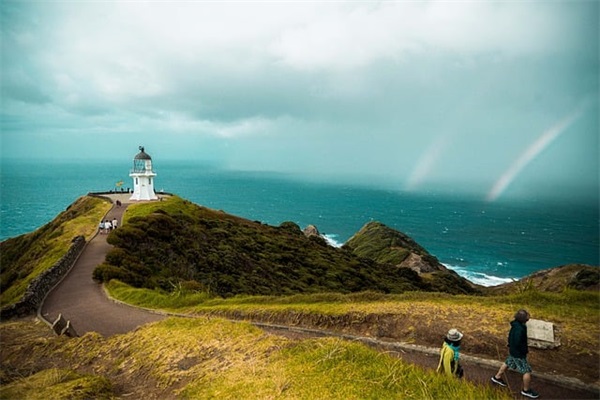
[[133, 158, 147, 173]]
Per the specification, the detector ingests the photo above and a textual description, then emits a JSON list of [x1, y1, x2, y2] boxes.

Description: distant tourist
[[104, 220, 112, 232], [116, 200, 122, 207], [491, 309, 539, 399], [99, 220, 105, 234], [112, 218, 118, 230], [437, 328, 464, 378]]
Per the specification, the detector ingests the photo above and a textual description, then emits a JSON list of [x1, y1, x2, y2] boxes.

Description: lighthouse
[[129, 146, 158, 201]]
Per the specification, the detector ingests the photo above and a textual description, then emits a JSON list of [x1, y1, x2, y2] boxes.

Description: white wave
[[319, 235, 515, 286], [443, 263, 516, 287], [323, 233, 344, 248]]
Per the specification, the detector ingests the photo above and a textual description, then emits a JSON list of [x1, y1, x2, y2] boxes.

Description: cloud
[[1, 1, 597, 200], [270, 2, 578, 71]]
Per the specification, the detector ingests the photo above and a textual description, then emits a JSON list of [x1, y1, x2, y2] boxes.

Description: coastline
[[2, 161, 598, 282]]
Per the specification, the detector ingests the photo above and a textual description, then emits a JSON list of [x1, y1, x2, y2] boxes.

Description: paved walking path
[[40, 194, 165, 337], [260, 324, 598, 399], [37, 193, 598, 398]]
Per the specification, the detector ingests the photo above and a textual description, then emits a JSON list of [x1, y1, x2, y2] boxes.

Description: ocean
[[1, 159, 598, 286]]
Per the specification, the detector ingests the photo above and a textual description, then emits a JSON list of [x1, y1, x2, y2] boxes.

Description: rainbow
[[487, 108, 584, 202]]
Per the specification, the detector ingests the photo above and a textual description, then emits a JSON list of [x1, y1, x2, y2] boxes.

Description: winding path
[[37, 194, 598, 398], [40, 194, 165, 336]]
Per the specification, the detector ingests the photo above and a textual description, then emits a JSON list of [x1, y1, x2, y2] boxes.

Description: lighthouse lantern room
[[129, 146, 158, 201]]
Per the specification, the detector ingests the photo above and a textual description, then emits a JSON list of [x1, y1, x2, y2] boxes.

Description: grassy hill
[[0, 196, 111, 307], [344, 221, 440, 267], [93, 196, 473, 297], [483, 263, 599, 295], [1, 194, 598, 399], [344, 221, 479, 294]]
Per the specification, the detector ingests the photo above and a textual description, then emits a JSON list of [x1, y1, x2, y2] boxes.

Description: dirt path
[[260, 325, 599, 400], [37, 193, 598, 398], [40, 195, 165, 336]]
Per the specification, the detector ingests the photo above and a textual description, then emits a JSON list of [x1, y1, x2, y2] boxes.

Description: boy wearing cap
[[437, 328, 464, 377], [491, 309, 539, 399]]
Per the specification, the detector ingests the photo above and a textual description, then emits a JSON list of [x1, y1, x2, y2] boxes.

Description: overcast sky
[[1, 1, 598, 201]]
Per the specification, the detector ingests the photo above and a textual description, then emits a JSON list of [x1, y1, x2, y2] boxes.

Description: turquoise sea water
[[1, 159, 598, 286]]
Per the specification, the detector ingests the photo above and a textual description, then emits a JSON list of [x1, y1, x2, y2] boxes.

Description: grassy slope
[[344, 221, 435, 265], [344, 221, 479, 294], [95, 196, 447, 296], [485, 264, 600, 294], [0, 317, 510, 400], [1, 194, 597, 398], [0, 196, 112, 306], [102, 197, 599, 385], [105, 280, 600, 384]]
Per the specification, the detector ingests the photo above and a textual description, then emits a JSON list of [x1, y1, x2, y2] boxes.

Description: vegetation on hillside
[[0, 194, 598, 398], [344, 221, 478, 294], [94, 196, 473, 297], [0, 317, 511, 400], [344, 221, 438, 266], [105, 278, 600, 385], [484, 264, 600, 294], [0, 196, 111, 306]]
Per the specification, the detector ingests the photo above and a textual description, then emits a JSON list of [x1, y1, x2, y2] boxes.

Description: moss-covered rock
[[343, 221, 443, 271]]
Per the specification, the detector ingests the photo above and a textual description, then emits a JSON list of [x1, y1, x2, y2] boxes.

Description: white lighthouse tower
[[129, 146, 158, 201]]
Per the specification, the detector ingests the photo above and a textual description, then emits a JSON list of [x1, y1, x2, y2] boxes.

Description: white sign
[[527, 318, 556, 348]]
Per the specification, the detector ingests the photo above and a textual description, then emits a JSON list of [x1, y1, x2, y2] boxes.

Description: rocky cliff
[[343, 221, 479, 294]]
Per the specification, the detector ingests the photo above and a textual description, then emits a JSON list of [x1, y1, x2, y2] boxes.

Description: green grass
[[1, 317, 511, 399], [1, 196, 112, 306], [105, 280, 600, 369], [180, 334, 508, 400], [106, 280, 599, 325], [106, 279, 214, 310], [122, 195, 198, 223], [0, 368, 114, 400]]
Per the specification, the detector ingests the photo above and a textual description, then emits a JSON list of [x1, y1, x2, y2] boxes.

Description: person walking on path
[[41, 199, 165, 336], [491, 309, 539, 399], [437, 328, 464, 378], [112, 217, 118, 230]]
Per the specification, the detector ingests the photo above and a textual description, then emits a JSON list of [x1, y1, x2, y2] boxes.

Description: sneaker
[[521, 389, 540, 398], [491, 376, 507, 387]]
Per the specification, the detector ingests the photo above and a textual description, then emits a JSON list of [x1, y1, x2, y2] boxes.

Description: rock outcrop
[[302, 224, 320, 238], [343, 221, 479, 294], [399, 253, 442, 274], [343, 221, 446, 273]]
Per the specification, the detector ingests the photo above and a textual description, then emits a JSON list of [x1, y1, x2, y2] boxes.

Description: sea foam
[[323, 233, 344, 248], [444, 264, 515, 287], [322, 234, 514, 287]]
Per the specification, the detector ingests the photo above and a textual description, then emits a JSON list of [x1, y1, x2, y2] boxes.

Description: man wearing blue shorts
[[491, 309, 539, 399]]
